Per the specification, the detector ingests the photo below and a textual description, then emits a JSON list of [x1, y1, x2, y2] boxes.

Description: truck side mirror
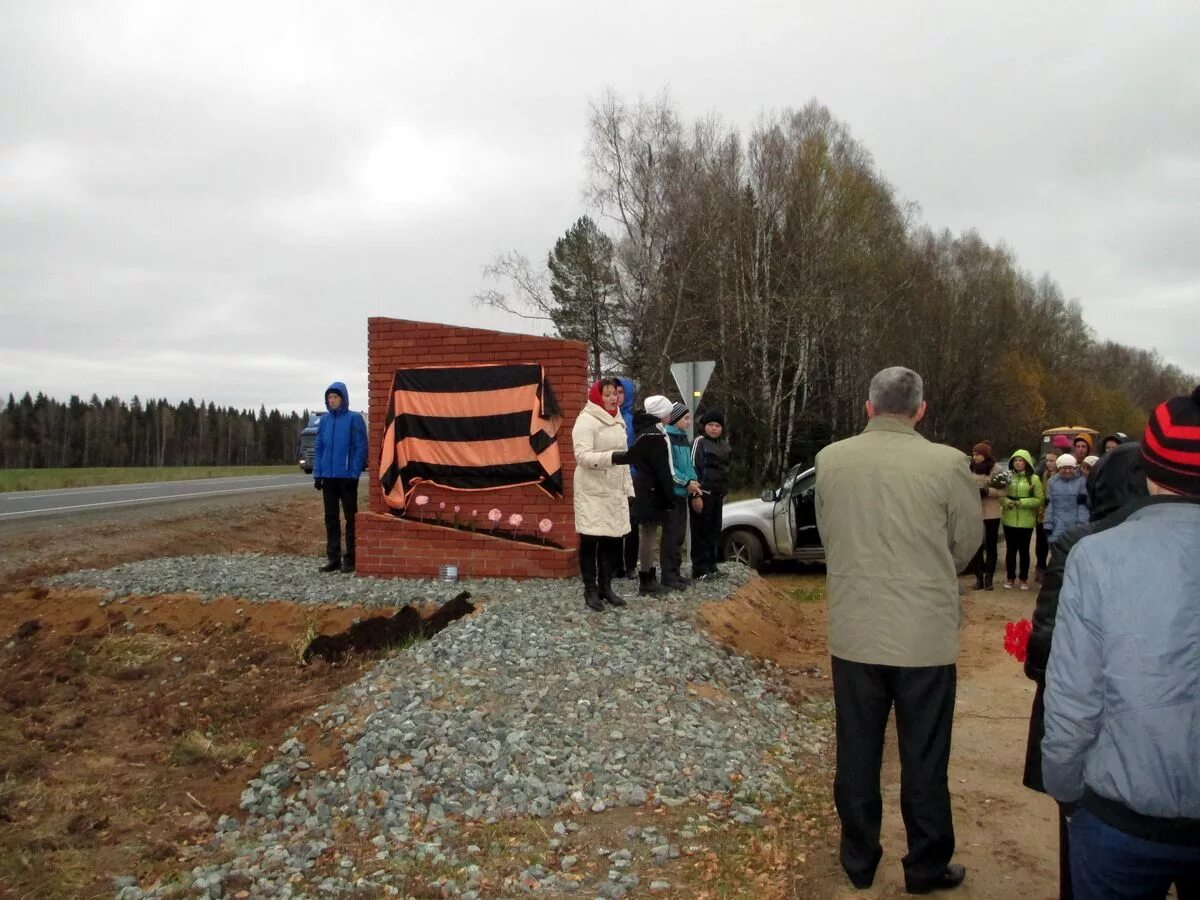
[[760, 489, 776, 503]]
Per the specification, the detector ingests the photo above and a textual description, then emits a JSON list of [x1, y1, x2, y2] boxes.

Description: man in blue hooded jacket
[[313, 382, 368, 573]]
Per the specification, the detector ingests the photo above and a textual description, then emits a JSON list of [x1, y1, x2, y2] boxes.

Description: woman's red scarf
[[588, 380, 618, 417]]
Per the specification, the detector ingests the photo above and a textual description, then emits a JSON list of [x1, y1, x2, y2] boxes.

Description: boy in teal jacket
[[660, 402, 702, 589]]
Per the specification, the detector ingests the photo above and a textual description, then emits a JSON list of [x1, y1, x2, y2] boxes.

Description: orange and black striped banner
[[379, 364, 563, 510]]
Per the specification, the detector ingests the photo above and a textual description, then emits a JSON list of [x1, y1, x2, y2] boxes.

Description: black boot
[[639, 569, 666, 595], [599, 569, 626, 607], [661, 570, 691, 590], [984, 573, 994, 591], [319, 559, 341, 574], [973, 572, 984, 591], [583, 567, 603, 611], [341, 556, 356, 574]]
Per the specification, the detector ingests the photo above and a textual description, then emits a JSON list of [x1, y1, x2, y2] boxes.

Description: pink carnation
[[538, 518, 553, 534], [508, 513, 523, 528], [487, 508, 502, 523], [415, 495, 429, 507]]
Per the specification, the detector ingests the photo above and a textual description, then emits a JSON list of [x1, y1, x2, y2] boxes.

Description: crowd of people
[[816, 366, 1198, 898], [570, 377, 732, 611], [313, 370, 1198, 896]]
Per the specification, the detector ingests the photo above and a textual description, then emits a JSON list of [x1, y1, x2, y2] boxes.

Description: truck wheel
[[723, 529, 764, 570]]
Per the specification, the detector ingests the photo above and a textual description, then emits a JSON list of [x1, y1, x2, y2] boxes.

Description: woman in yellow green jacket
[[1001, 449, 1044, 590]]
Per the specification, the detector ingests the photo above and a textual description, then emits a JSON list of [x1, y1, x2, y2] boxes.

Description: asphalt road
[[0, 474, 313, 521]]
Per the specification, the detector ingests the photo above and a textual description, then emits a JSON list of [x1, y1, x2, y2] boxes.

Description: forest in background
[[479, 91, 1193, 484], [0, 393, 308, 469]]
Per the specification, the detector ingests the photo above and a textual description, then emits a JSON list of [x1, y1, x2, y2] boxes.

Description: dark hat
[[668, 402, 689, 425], [972, 441, 993, 459], [699, 408, 725, 427], [1142, 386, 1200, 496]]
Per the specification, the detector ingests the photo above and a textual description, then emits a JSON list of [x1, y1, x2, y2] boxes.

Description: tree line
[[0, 392, 309, 469], [479, 91, 1194, 485]]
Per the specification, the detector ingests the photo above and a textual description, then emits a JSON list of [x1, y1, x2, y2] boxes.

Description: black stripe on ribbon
[[401, 460, 550, 491], [393, 412, 533, 443], [391, 365, 541, 394]]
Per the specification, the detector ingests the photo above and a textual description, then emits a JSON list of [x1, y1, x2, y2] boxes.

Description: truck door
[[772, 464, 804, 557], [792, 469, 820, 553]]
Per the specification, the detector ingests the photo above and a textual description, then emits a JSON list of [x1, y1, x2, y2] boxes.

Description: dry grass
[[168, 730, 258, 767], [85, 631, 172, 676]]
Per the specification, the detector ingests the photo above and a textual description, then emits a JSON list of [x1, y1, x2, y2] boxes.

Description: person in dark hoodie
[[1021, 442, 1148, 900], [633, 395, 680, 595], [615, 378, 639, 579], [690, 408, 731, 580], [313, 382, 368, 573], [1099, 432, 1130, 454]]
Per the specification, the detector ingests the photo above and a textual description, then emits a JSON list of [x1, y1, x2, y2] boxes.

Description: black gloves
[[611, 451, 629, 465], [314, 478, 324, 491]]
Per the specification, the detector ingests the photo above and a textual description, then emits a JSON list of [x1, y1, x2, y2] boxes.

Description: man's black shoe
[[846, 871, 874, 890], [584, 588, 604, 612], [906, 863, 966, 894], [319, 560, 341, 574], [341, 559, 355, 574]]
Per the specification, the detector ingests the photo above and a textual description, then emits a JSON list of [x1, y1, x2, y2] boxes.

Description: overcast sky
[[3, 1, 1197, 414]]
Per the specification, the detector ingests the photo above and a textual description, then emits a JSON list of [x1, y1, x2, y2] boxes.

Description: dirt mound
[[698, 572, 831, 698]]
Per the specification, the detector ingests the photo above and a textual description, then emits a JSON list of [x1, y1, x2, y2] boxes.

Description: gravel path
[[48, 556, 831, 898]]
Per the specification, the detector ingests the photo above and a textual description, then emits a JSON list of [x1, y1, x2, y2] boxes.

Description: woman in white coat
[[572, 378, 635, 611]]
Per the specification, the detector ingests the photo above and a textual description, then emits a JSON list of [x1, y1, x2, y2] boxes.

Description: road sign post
[[669, 361, 715, 441]]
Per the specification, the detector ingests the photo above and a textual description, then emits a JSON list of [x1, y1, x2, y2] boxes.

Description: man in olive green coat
[[815, 366, 981, 894]]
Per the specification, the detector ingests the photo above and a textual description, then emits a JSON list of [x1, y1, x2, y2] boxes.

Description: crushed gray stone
[[40, 555, 833, 898]]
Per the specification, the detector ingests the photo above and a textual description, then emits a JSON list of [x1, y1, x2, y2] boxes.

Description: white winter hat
[[1083, 455, 1099, 467], [644, 395, 673, 419], [1056, 453, 1078, 468]]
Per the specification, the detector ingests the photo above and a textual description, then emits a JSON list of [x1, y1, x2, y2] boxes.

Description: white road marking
[[0, 482, 308, 520]]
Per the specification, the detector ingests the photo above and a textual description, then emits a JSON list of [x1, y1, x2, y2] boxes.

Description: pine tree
[[546, 216, 619, 380]]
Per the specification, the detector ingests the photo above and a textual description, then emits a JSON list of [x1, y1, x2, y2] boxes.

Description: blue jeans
[[1070, 807, 1200, 899]]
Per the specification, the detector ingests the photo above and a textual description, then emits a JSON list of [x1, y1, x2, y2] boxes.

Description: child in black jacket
[[690, 409, 732, 580]]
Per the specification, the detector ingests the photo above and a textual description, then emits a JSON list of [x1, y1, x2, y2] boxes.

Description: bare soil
[[0, 492, 1059, 898], [701, 569, 1060, 898]]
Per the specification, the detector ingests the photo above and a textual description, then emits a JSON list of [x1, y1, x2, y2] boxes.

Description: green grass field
[[0, 465, 299, 493]]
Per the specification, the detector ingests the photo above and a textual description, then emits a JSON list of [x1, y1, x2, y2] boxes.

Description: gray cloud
[[2, 0, 1197, 418]]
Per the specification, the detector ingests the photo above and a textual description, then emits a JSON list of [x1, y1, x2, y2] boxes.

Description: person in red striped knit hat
[[1041, 385, 1200, 897]]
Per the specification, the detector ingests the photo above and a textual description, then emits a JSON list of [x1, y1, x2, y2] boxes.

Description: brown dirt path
[[702, 571, 1060, 898]]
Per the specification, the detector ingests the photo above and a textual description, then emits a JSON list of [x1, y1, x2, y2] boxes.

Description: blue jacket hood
[[617, 377, 636, 446], [325, 382, 349, 415]]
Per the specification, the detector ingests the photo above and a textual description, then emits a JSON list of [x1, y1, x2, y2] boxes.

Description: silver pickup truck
[[721, 464, 823, 568]]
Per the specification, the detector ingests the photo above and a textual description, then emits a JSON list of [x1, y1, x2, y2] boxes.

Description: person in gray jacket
[[1042, 385, 1200, 898], [816, 367, 981, 894]]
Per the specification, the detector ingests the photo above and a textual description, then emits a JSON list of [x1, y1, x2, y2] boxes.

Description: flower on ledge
[[414, 494, 429, 521], [1003, 619, 1032, 663], [487, 508, 502, 533], [538, 518, 553, 544]]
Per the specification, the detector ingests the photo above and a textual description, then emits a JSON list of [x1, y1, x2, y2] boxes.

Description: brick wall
[[355, 318, 588, 579]]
